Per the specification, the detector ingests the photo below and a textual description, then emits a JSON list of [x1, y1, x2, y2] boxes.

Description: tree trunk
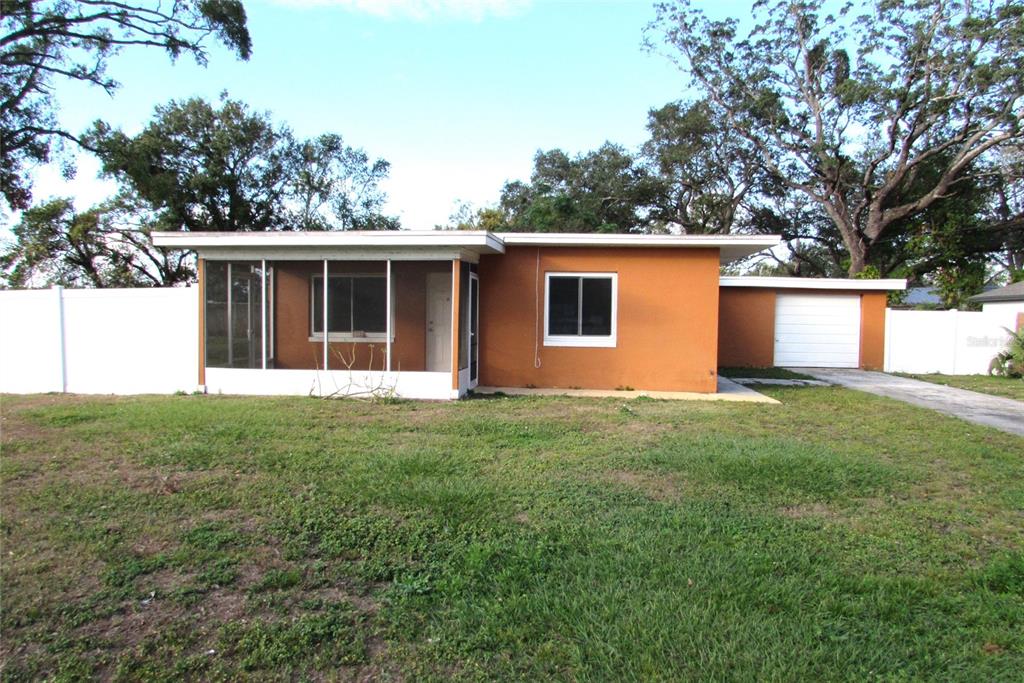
[[847, 242, 867, 277], [821, 203, 870, 276]]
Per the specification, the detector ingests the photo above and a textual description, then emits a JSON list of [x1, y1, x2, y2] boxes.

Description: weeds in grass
[[1, 390, 1022, 680]]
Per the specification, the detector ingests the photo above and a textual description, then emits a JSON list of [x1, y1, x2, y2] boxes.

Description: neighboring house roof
[[719, 276, 906, 291], [970, 281, 1024, 303], [151, 231, 782, 264], [904, 286, 942, 305]]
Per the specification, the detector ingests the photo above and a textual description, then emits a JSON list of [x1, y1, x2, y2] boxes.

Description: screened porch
[[200, 258, 480, 400]]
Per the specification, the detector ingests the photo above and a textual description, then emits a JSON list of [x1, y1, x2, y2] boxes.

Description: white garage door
[[773, 294, 861, 367]]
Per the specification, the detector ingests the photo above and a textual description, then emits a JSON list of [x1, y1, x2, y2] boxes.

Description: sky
[[32, 0, 751, 229]]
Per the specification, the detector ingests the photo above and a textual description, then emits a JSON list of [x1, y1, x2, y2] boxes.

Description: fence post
[[948, 309, 959, 375], [53, 285, 67, 393]]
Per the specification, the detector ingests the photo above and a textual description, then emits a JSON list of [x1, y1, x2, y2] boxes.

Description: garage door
[[773, 294, 861, 367]]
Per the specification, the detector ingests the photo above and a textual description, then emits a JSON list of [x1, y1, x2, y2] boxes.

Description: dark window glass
[[352, 277, 386, 332], [548, 277, 580, 335], [313, 276, 386, 334], [205, 261, 263, 369], [312, 277, 325, 333], [581, 278, 612, 335], [205, 261, 229, 367], [548, 275, 613, 337]]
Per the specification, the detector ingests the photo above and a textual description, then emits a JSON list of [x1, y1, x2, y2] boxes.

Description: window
[[544, 272, 617, 347], [311, 274, 387, 340]]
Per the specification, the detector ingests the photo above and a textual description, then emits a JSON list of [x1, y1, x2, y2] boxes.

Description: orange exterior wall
[[859, 292, 886, 370], [718, 288, 776, 368], [477, 246, 720, 393], [272, 261, 448, 372], [718, 287, 889, 370]]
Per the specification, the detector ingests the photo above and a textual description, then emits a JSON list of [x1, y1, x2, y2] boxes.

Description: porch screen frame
[[203, 260, 266, 370]]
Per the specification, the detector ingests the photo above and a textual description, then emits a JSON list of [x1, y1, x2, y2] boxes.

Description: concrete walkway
[[474, 377, 778, 403], [795, 368, 1024, 437]]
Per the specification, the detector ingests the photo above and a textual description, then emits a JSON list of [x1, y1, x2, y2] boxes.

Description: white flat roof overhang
[[151, 230, 506, 262], [720, 276, 907, 291], [499, 233, 781, 263], [151, 230, 782, 264]]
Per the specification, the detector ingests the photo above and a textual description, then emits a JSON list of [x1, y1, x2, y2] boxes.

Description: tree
[[649, 0, 1024, 275], [0, 196, 192, 287], [438, 200, 504, 231], [643, 100, 778, 234], [748, 152, 1007, 292], [86, 96, 291, 232], [85, 96, 398, 233], [291, 133, 398, 231], [1, 0, 251, 211], [1, 96, 400, 288], [990, 146, 1024, 277], [496, 143, 662, 233]]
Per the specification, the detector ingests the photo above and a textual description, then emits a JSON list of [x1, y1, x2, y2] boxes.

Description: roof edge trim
[[720, 276, 907, 291]]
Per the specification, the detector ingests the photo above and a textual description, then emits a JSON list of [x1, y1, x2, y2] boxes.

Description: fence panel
[[0, 287, 198, 395], [884, 309, 1015, 375], [0, 288, 65, 393]]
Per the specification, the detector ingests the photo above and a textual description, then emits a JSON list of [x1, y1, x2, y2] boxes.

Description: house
[[969, 281, 1024, 332], [150, 231, 906, 400]]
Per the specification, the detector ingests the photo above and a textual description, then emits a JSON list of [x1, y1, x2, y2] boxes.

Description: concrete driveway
[[795, 369, 1024, 437]]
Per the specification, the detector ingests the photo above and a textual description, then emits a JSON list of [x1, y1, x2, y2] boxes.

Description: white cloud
[[380, 157, 527, 228], [270, 0, 531, 22]]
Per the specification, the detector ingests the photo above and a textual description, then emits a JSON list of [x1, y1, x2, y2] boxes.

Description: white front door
[[425, 272, 452, 372], [773, 294, 861, 367]]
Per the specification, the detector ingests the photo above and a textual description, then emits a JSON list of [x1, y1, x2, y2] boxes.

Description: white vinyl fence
[[884, 307, 1021, 375], [0, 286, 198, 395], [3, 286, 1022, 396]]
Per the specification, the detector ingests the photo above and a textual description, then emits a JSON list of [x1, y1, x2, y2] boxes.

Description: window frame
[[543, 271, 618, 348], [309, 272, 392, 343]]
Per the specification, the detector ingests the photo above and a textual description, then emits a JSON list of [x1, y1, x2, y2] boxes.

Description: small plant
[[989, 327, 1024, 378]]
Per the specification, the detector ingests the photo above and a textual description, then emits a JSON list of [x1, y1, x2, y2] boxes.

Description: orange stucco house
[[152, 231, 905, 400]]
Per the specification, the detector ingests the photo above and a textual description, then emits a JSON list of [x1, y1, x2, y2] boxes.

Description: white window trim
[[309, 273, 394, 343], [543, 271, 617, 348]]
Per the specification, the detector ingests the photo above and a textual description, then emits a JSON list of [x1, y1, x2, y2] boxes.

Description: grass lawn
[[2, 389, 1022, 681], [898, 373, 1024, 402], [719, 366, 816, 380]]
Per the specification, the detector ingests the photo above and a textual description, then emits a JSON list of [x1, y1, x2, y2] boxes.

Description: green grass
[[898, 373, 1024, 401], [719, 366, 817, 380], [2, 389, 1022, 681]]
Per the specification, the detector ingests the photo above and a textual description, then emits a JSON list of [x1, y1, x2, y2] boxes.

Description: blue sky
[[36, 0, 750, 228]]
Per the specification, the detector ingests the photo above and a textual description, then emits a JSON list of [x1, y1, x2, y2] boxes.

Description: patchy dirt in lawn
[[604, 470, 682, 502], [778, 502, 839, 519]]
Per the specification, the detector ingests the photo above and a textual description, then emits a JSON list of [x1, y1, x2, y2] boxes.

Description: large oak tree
[[1, 96, 399, 287], [649, 0, 1024, 274], [85, 96, 398, 234]]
